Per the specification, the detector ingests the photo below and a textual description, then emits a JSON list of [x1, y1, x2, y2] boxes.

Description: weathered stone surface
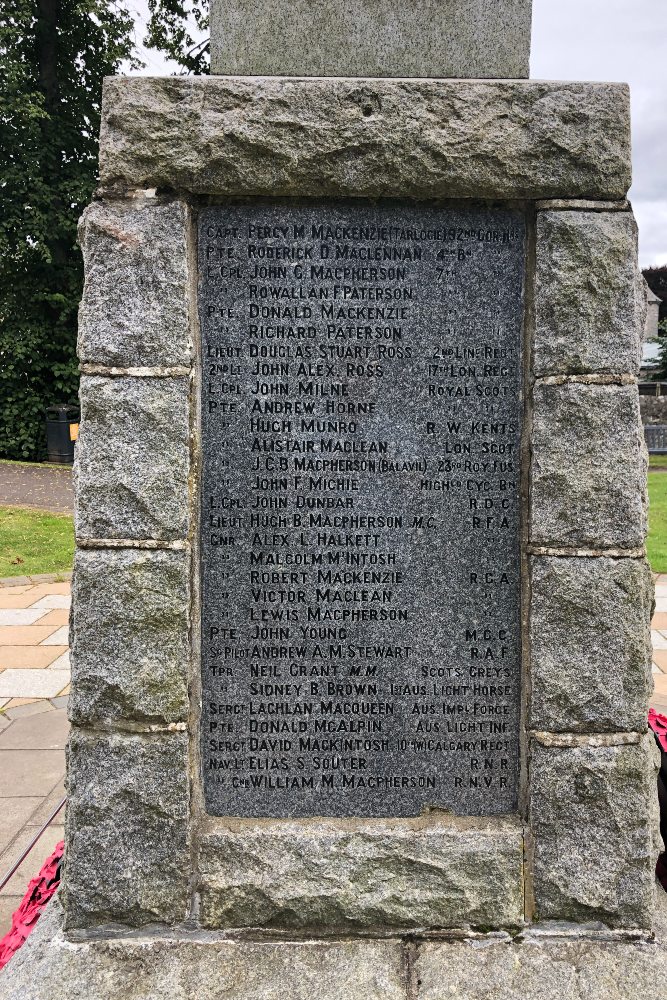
[[530, 383, 647, 549], [99, 77, 631, 201], [69, 548, 189, 726], [74, 375, 190, 540], [534, 212, 645, 376], [210, 0, 532, 79], [650, 738, 663, 856], [198, 818, 524, 930], [63, 730, 190, 928], [8, 896, 667, 1000], [78, 198, 191, 368], [639, 395, 667, 424], [530, 557, 652, 732], [536, 199, 629, 212], [530, 738, 655, 928], [416, 910, 667, 1000], [3, 899, 406, 1000]]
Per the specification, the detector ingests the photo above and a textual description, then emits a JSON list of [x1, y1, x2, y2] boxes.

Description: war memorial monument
[[5, 0, 667, 996]]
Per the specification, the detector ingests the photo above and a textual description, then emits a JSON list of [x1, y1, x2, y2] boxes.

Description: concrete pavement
[[0, 464, 73, 516], [0, 580, 70, 936]]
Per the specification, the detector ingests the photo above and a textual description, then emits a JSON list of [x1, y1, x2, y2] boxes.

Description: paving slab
[[0, 895, 23, 938], [0, 670, 70, 699], [0, 610, 49, 627], [30, 596, 71, 610], [0, 646, 68, 669], [35, 610, 69, 628], [25, 780, 66, 830], [0, 824, 64, 896], [0, 625, 60, 646], [0, 798, 42, 855], [48, 651, 70, 671], [0, 710, 69, 751], [0, 749, 65, 797], [40, 626, 69, 646], [34, 583, 70, 595], [3, 702, 55, 721], [0, 593, 47, 609]]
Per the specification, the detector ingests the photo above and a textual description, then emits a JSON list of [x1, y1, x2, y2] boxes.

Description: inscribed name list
[[199, 202, 525, 818]]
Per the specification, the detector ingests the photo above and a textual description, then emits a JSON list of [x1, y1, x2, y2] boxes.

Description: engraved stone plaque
[[199, 202, 525, 818]]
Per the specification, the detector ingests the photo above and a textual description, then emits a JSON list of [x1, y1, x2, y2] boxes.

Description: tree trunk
[[35, 0, 67, 270], [36, 0, 60, 114]]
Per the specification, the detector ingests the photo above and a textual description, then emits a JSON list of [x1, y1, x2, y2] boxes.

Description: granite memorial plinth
[[2, 0, 658, 996]]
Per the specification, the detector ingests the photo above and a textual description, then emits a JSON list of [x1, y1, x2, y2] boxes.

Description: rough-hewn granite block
[[69, 548, 189, 726], [63, 729, 190, 928], [78, 198, 191, 368], [75, 375, 190, 540], [531, 383, 646, 549], [198, 818, 523, 930], [4, 900, 406, 1000], [415, 904, 667, 1000], [99, 77, 631, 201], [534, 211, 645, 376], [530, 557, 652, 732], [530, 738, 655, 928], [210, 0, 532, 79]]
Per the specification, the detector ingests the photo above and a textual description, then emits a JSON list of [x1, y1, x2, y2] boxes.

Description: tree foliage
[[0, 0, 137, 459], [145, 0, 209, 74], [648, 321, 667, 381]]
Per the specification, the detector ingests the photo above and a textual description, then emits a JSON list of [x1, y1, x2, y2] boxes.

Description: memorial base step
[[4, 894, 667, 1000]]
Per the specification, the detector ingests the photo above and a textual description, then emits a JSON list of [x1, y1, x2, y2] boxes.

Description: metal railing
[[0, 797, 65, 893], [639, 381, 667, 396], [645, 425, 667, 454]]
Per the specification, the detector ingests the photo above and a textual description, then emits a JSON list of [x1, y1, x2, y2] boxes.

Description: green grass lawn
[[1, 471, 666, 577], [0, 458, 72, 472], [0, 506, 74, 578], [648, 471, 667, 572]]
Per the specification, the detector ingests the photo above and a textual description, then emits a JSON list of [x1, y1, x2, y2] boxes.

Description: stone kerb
[[63, 73, 655, 938], [529, 201, 654, 928]]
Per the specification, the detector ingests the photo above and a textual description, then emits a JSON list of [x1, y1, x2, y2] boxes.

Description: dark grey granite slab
[[199, 201, 525, 817]]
